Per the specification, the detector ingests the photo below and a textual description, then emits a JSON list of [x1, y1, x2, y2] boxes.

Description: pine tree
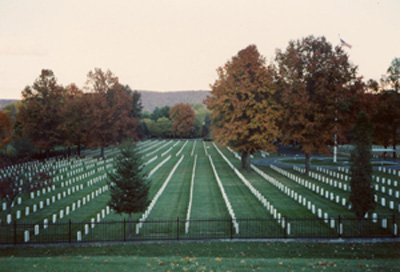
[[107, 140, 149, 236], [349, 111, 375, 230]]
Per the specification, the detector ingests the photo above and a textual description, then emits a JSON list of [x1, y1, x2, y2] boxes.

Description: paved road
[[252, 146, 400, 171]]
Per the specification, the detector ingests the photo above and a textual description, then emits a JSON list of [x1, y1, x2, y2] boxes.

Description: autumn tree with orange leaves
[[169, 103, 195, 138], [85, 68, 138, 158], [0, 111, 12, 150], [18, 69, 64, 158], [206, 45, 281, 170], [59, 84, 88, 156], [275, 35, 365, 173]]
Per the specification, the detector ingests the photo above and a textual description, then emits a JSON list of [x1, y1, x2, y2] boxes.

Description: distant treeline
[[0, 90, 209, 112]]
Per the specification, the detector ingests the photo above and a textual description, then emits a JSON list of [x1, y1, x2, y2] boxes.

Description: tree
[[0, 170, 52, 215], [122, 85, 143, 140], [155, 117, 172, 138], [201, 114, 211, 137], [276, 36, 364, 173], [2, 102, 21, 124], [349, 111, 375, 230], [151, 106, 170, 121], [107, 140, 149, 237], [374, 58, 400, 158], [371, 90, 400, 158], [17, 69, 64, 158], [0, 111, 12, 150], [169, 103, 195, 138], [85, 68, 136, 157], [206, 45, 280, 170], [382, 57, 400, 92], [59, 84, 88, 156]]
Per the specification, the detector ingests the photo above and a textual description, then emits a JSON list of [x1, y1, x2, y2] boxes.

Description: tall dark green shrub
[[349, 111, 375, 230], [107, 140, 149, 236]]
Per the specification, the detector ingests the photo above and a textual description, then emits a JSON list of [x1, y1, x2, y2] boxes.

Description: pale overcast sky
[[0, 0, 399, 99]]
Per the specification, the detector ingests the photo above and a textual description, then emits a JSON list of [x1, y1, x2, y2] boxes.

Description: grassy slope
[[190, 143, 230, 220], [0, 242, 398, 272]]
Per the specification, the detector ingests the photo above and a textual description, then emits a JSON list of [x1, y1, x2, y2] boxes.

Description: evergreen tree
[[107, 140, 149, 236], [349, 111, 375, 230]]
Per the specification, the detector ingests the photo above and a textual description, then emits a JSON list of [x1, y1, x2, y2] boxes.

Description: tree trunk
[[393, 127, 397, 159], [77, 141, 81, 157], [383, 145, 387, 160], [358, 218, 364, 231], [67, 146, 71, 157], [241, 151, 250, 172], [101, 145, 105, 159], [305, 152, 310, 175]]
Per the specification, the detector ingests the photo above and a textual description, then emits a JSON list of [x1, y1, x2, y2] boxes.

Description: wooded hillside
[[0, 100, 17, 110], [0, 91, 209, 112], [139, 90, 209, 112]]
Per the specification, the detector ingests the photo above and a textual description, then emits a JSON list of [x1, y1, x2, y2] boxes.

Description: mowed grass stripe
[[207, 143, 270, 219], [146, 155, 193, 220], [190, 155, 230, 219]]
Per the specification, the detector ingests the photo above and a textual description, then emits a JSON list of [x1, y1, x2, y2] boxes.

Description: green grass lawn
[[0, 241, 399, 271], [2, 140, 400, 243]]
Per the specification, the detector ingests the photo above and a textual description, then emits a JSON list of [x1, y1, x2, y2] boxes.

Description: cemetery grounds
[[0, 140, 399, 271]]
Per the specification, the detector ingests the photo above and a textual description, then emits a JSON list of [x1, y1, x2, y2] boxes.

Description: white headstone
[[382, 218, 387, 229], [330, 218, 335, 228], [372, 213, 378, 223], [24, 230, 30, 242]]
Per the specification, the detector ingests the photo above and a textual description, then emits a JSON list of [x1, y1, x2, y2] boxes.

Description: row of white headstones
[[272, 165, 397, 234], [216, 144, 291, 233], [2, 165, 109, 224], [295, 165, 400, 212], [24, 184, 110, 242], [1, 146, 117, 214], [315, 166, 399, 195], [2, 152, 117, 242], [4, 142, 162, 243], [226, 147, 397, 235]]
